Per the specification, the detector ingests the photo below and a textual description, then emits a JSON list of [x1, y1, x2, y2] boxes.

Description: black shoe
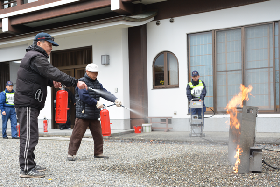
[[60, 128, 64, 130], [94, 155, 109, 159], [12, 137, 20, 139], [3, 137, 8, 139], [35, 165, 47, 172], [20, 168, 45, 178]]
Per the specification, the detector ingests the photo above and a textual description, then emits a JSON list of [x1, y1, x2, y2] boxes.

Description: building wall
[[146, 0, 280, 132], [0, 44, 28, 62], [9, 62, 21, 90]]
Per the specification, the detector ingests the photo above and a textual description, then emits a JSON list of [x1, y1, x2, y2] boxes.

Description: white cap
[[86, 64, 98, 72]]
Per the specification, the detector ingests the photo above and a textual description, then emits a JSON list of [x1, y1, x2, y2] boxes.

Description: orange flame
[[233, 145, 243, 173], [226, 84, 253, 173], [226, 85, 253, 129]]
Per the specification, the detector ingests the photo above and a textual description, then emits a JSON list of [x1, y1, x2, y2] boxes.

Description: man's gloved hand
[[115, 99, 122, 107], [96, 101, 104, 109]]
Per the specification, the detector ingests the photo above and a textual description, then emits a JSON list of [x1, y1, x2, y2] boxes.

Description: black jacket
[[75, 73, 117, 120], [15, 44, 78, 110]]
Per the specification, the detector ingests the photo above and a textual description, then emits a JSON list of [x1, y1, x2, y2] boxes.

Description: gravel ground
[[0, 138, 280, 186]]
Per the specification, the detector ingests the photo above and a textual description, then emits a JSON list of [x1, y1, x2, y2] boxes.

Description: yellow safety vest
[[188, 80, 204, 98], [4, 91, 14, 106]]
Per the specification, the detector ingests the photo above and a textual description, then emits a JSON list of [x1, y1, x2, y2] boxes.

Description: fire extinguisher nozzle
[[121, 105, 129, 110]]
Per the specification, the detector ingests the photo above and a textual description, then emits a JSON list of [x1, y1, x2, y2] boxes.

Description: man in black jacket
[[67, 64, 122, 161], [15, 32, 87, 178]]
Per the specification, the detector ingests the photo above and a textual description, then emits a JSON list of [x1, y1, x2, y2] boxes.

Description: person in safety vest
[[67, 63, 122, 161], [0, 81, 19, 139], [186, 70, 207, 115], [15, 32, 88, 178]]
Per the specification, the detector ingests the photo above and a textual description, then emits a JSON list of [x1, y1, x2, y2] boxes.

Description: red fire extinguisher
[[17, 123, 20, 137], [55, 87, 69, 124], [100, 108, 112, 136], [43, 117, 48, 132]]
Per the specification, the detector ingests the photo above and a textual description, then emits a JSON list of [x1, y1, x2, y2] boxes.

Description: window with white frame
[[188, 22, 280, 113]]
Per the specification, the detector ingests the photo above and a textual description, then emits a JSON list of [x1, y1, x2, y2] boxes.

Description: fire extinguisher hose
[[88, 87, 130, 110], [104, 103, 130, 110]]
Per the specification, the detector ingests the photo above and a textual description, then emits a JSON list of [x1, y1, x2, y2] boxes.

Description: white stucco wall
[[9, 62, 21, 91], [0, 44, 28, 62], [147, 0, 280, 132]]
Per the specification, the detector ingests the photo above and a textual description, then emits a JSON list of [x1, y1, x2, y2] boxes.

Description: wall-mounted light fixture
[[101, 55, 110, 65]]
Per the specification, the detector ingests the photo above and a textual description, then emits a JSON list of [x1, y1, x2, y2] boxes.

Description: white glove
[[115, 99, 122, 107], [96, 101, 104, 109]]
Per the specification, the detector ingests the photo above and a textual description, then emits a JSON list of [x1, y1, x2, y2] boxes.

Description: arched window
[[153, 51, 179, 88]]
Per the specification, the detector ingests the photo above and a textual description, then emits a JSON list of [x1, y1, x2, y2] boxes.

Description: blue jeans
[[2, 107, 17, 138]]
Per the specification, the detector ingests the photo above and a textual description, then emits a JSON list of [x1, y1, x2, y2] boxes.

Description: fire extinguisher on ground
[[17, 123, 20, 137], [43, 117, 48, 132], [100, 106, 112, 136], [55, 86, 69, 124]]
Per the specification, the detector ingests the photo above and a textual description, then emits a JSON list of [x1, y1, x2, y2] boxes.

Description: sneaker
[[20, 168, 45, 178], [35, 165, 47, 171], [67, 154, 77, 161], [3, 137, 8, 139], [12, 137, 20, 139], [94, 154, 109, 159]]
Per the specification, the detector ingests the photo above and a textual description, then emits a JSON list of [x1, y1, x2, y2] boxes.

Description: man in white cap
[[67, 64, 122, 161]]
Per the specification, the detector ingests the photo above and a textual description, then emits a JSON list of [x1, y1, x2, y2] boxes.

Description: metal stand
[[189, 100, 205, 137]]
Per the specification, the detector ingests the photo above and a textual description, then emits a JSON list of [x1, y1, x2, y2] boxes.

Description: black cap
[[34, 32, 59, 46], [192, 70, 199, 77], [6, 81, 13, 86]]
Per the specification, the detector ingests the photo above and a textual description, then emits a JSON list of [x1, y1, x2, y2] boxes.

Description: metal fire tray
[[189, 100, 205, 137]]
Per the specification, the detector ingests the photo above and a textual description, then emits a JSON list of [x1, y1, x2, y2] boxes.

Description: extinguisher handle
[[67, 108, 70, 110], [60, 84, 66, 90]]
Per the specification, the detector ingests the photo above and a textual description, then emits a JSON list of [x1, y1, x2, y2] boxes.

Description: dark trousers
[[59, 109, 71, 129], [68, 118, 103, 156], [16, 107, 40, 172]]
